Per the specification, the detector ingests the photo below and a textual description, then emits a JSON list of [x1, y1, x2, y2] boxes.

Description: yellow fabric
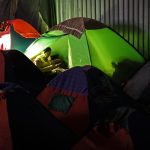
[[33, 53, 52, 69]]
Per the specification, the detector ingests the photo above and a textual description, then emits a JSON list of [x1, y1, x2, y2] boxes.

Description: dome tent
[[0, 66, 137, 150], [0, 52, 149, 149], [0, 19, 40, 52], [25, 17, 145, 85]]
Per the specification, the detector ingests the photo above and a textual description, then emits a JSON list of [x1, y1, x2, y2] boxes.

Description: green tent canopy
[[25, 17, 145, 85]]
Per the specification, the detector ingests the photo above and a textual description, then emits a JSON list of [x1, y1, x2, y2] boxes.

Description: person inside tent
[[33, 47, 66, 74]]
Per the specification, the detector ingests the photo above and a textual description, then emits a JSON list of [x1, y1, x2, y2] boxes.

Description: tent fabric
[[9, 19, 40, 38], [0, 81, 134, 150], [0, 90, 13, 150], [0, 82, 77, 150], [123, 60, 150, 100], [0, 50, 50, 96], [122, 60, 150, 149], [37, 65, 150, 149], [37, 66, 135, 135], [72, 126, 134, 150], [51, 17, 106, 38], [10, 27, 36, 52], [0, 63, 150, 149], [123, 60, 150, 115], [0, 19, 40, 52], [0, 52, 5, 82], [2, 82, 149, 150], [37, 67, 90, 134], [25, 17, 145, 85]]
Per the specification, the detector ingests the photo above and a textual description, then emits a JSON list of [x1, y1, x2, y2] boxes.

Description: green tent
[[25, 17, 145, 85]]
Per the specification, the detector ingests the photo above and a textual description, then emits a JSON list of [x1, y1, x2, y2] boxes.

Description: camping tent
[[37, 66, 132, 134], [0, 19, 40, 52], [25, 17, 145, 85], [0, 82, 76, 150], [123, 60, 150, 104], [36, 65, 150, 150], [0, 66, 136, 150], [0, 58, 150, 149]]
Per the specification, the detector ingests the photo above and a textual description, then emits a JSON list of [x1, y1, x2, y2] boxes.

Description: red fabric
[[37, 86, 90, 134], [0, 52, 4, 82], [9, 19, 40, 38], [0, 52, 12, 150], [0, 92, 13, 150], [72, 124, 134, 150]]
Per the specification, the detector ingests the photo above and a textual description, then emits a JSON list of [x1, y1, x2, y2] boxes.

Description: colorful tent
[[0, 19, 40, 52], [0, 57, 150, 149], [0, 83, 76, 150], [0, 65, 137, 150], [37, 65, 150, 150], [37, 66, 131, 134], [25, 17, 145, 85], [123, 60, 150, 103]]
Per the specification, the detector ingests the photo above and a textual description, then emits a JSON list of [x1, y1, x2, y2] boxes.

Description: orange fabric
[[37, 86, 90, 135], [0, 92, 13, 150], [11, 19, 40, 38], [72, 125, 134, 150]]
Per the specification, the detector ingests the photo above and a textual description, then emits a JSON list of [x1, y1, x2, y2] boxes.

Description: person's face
[[44, 51, 51, 58]]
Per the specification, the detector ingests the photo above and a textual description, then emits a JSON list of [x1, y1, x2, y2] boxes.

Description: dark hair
[[44, 47, 51, 53]]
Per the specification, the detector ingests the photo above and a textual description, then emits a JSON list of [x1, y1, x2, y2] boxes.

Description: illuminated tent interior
[[0, 19, 40, 52], [25, 17, 145, 85]]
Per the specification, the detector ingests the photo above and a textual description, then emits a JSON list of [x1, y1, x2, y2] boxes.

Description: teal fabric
[[48, 94, 74, 113]]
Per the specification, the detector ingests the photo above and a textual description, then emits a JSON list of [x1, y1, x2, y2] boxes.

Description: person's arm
[[34, 57, 43, 68], [34, 55, 51, 68], [40, 63, 61, 72]]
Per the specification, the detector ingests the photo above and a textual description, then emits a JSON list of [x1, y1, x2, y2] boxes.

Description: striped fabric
[[37, 66, 91, 134], [51, 17, 106, 38], [47, 66, 89, 95]]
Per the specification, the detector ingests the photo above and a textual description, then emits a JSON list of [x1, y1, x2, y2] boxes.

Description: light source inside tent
[[0, 21, 11, 50], [25, 30, 91, 68], [25, 35, 61, 59], [25, 17, 145, 85], [25, 27, 144, 76], [0, 19, 40, 52], [0, 33, 11, 50]]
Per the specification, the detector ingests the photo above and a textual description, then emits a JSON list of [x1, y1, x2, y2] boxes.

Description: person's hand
[[52, 67, 66, 73], [54, 63, 61, 68], [52, 59, 62, 64]]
